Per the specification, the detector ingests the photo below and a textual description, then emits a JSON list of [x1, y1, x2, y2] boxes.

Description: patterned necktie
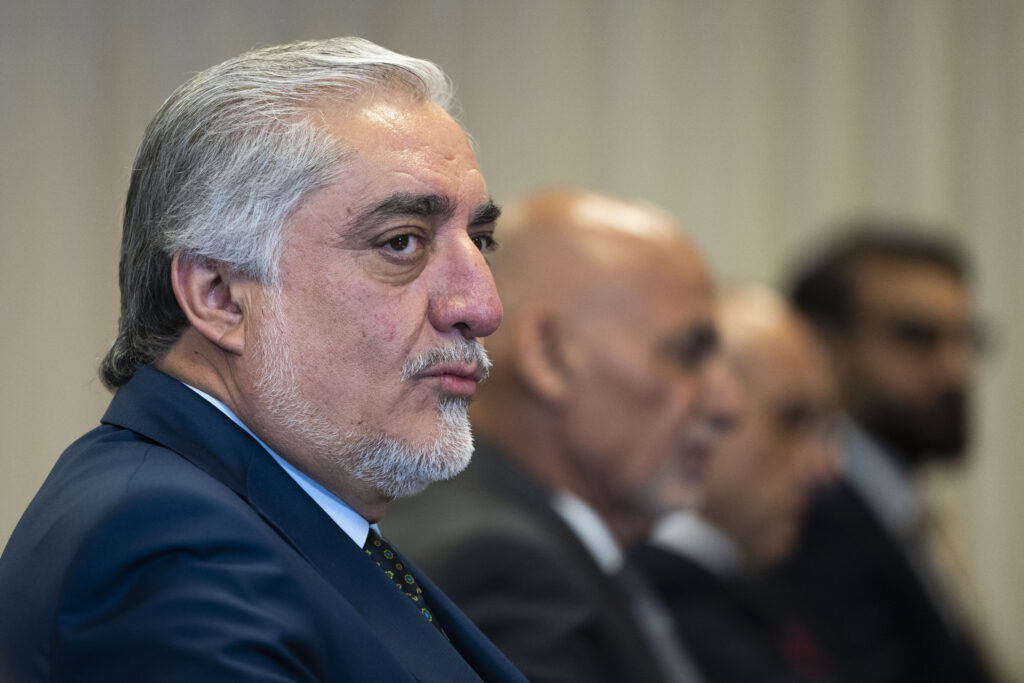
[[363, 529, 447, 637]]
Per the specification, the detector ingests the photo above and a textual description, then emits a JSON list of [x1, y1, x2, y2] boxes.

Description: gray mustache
[[401, 341, 491, 382]]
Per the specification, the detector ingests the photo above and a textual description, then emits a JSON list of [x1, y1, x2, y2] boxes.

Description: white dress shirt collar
[[839, 418, 922, 540], [185, 384, 372, 548], [551, 489, 624, 575], [650, 509, 744, 577]]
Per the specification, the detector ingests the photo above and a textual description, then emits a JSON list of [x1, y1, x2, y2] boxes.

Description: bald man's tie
[[363, 529, 448, 638]]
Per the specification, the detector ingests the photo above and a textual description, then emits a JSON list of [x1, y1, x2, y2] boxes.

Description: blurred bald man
[[635, 286, 839, 683], [386, 190, 720, 683]]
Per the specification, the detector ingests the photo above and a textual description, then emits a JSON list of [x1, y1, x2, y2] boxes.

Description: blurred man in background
[[636, 285, 839, 683], [386, 189, 721, 683], [772, 225, 995, 683]]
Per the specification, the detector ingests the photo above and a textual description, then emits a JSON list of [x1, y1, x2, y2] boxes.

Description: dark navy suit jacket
[[0, 367, 527, 683], [767, 481, 994, 683], [634, 543, 839, 683]]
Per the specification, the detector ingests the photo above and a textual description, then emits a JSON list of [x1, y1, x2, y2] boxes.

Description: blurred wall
[[1, 0, 1021, 678]]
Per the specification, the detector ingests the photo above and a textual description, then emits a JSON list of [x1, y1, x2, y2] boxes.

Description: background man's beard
[[857, 389, 969, 468], [252, 296, 478, 499]]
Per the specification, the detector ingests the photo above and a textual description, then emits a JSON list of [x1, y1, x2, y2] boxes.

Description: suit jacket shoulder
[[0, 368, 525, 683], [386, 443, 664, 683]]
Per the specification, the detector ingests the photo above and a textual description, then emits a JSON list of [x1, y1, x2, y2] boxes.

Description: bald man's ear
[[171, 252, 251, 356], [513, 308, 573, 404]]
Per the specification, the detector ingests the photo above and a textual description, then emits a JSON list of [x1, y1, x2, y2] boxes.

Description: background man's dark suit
[[0, 368, 526, 683], [777, 226, 997, 682], [635, 542, 835, 683], [769, 479, 993, 683], [385, 442, 665, 683]]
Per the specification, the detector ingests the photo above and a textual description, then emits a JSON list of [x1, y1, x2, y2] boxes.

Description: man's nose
[[694, 355, 744, 433], [427, 233, 503, 339]]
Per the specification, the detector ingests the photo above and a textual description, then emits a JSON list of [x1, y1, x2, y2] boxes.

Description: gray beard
[[251, 293, 479, 499], [336, 395, 474, 498]]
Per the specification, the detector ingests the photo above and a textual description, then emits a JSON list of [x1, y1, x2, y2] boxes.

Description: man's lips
[[414, 364, 483, 395]]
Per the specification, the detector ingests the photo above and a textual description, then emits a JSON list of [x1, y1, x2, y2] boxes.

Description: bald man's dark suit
[[385, 443, 667, 683], [0, 367, 527, 683]]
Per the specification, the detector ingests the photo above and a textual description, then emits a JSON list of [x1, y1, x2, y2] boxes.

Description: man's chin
[[383, 477, 433, 501], [361, 427, 475, 500], [859, 404, 967, 466], [378, 449, 473, 500]]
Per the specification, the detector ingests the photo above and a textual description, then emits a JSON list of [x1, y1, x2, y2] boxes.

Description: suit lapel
[[469, 443, 664, 676], [104, 368, 511, 683], [407, 555, 529, 683], [245, 452, 497, 683]]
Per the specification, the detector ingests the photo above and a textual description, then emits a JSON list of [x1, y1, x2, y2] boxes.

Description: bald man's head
[[487, 190, 693, 313], [473, 190, 719, 546], [700, 285, 837, 570]]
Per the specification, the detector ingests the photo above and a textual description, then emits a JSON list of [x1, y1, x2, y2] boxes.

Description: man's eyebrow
[[664, 321, 720, 366], [348, 193, 455, 235], [470, 199, 501, 226]]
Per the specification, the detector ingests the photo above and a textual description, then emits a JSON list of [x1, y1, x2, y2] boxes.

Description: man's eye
[[890, 320, 942, 350], [672, 325, 719, 369], [774, 403, 815, 433], [471, 233, 498, 253], [384, 234, 420, 256]]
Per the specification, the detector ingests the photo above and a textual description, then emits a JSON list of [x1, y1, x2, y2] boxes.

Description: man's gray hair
[[100, 37, 454, 389]]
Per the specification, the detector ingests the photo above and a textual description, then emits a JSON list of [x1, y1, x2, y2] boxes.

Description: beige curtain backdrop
[[2, 0, 1021, 679]]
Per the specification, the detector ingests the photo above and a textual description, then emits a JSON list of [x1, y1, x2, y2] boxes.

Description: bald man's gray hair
[[100, 37, 454, 389]]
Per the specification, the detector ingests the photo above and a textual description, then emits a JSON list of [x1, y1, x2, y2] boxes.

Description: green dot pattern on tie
[[364, 529, 447, 638]]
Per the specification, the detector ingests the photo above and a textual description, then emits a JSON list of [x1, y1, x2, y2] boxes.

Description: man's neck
[[841, 419, 922, 539], [650, 510, 744, 577]]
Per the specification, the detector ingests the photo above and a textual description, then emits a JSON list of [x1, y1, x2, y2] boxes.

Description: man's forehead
[[855, 257, 967, 298], [627, 267, 714, 326], [572, 279, 712, 352], [753, 358, 834, 418], [314, 93, 477, 171], [856, 268, 969, 321], [297, 95, 491, 229], [638, 239, 713, 298], [314, 92, 437, 134]]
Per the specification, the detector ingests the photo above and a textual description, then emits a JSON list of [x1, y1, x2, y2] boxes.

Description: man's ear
[[513, 307, 575, 404], [171, 252, 251, 355]]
